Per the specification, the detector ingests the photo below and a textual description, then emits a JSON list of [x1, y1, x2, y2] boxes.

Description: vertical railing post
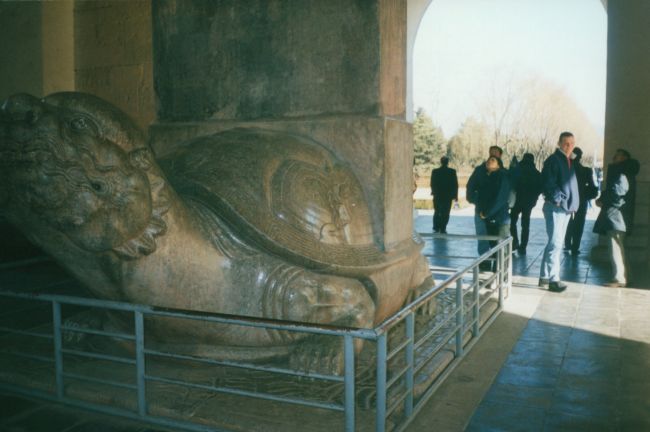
[[497, 247, 504, 309], [134, 311, 147, 416], [344, 335, 355, 432], [52, 301, 64, 399], [375, 333, 387, 432], [506, 239, 513, 299], [455, 278, 464, 357], [473, 265, 480, 338], [404, 313, 415, 417]]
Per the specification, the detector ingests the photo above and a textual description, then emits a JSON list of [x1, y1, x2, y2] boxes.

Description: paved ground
[[406, 210, 650, 431], [1, 208, 648, 431]]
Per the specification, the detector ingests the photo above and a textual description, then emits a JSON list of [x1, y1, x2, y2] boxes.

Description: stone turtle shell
[[160, 128, 410, 275]]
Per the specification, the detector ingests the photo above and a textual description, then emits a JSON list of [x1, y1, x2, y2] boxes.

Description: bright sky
[[413, 0, 608, 137]]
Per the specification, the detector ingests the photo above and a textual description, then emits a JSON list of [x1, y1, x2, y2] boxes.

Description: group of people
[[429, 132, 639, 291]]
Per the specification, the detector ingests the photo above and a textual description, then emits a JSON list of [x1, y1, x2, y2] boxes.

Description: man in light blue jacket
[[539, 132, 579, 292]]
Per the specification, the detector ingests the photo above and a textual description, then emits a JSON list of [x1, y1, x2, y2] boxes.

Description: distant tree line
[[413, 76, 602, 177]]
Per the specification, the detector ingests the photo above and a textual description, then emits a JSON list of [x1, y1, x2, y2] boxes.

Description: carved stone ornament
[[0, 92, 433, 373]]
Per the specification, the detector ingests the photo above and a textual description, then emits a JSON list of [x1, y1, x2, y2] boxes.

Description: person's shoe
[[518, 247, 527, 255], [571, 249, 580, 256], [548, 281, 568, 292], [603, 280, 626, 287], [538, 278, 549, 287]]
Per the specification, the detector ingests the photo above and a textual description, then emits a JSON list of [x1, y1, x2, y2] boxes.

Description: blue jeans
[[540, 202, 572, 282], [474, 213, 489, 256]]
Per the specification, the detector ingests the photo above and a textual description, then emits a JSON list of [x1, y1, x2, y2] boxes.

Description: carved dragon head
[[0, 92, 169, 259]]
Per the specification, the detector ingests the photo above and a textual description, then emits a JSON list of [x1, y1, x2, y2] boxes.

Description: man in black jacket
[[430, 156, 458, 233], [510, 153, 542, 255], [593, 149, 640, 287], [564, 147, 598, 255], [539, 132, 579, 292]]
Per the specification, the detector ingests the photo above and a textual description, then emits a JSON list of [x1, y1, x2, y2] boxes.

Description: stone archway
[[405, 0, 650, 268], [406, 0, 433, 122]]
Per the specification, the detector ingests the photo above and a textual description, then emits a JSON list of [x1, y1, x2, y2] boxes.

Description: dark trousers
[[510, 205, 533, 250], [565, 202, 588, 252], [433, 197, 453, 232], [482, 219, 509, 271]]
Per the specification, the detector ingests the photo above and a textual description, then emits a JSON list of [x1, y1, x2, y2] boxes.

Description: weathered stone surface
[[75, 0, 154, 131], [0, 92, 432, 371], [153, 0, 386, 122]]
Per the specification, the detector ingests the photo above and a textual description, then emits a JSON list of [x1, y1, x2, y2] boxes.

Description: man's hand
[[480, 212, 486, 219], [595, 199, 602, 207]]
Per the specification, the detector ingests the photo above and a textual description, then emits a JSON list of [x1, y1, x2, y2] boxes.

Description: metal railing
[[0, 235, 512, 432]]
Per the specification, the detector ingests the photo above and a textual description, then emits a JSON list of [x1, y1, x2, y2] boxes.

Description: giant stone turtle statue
[[0, 92, 433, 372]]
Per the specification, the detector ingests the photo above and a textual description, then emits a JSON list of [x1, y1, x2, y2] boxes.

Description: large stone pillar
[[604, 0, 650, 263], [150, 0, 412, 251], [0, 1, 74, 101], [0, 1, 74, 262]]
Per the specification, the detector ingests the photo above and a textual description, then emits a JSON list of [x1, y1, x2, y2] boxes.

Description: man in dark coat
[[593, 149, 640, 287], [509, 153, 542, 255], [467, 145, 503, 255], [539, 132, 579, 292], [430, 156, 458, 233], [564, 147, 599, 255]]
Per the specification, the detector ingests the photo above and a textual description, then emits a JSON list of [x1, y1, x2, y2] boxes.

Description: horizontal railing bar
[[0, 291, 378, 340], [144, 349, 344, 383], [423, 254, 490, 260], [61, 348, 136, 365], [386, 389, 410, 419], [149, 309, 376, 338], [480, 295, 497, 309], [387, 338, 411, 362], [60, 326, 135, 341], [463, 287, 476, 308], [419, 233, 503, 240], [413, 312, 458, 351], [413, 325, 461, 376], [144, 375, 345, 412], [0, 326, 53, 339], [386, 364, 411, 390], [480, 276, 499, 290], [0, 349, 54, 363], [62, 371, 137, 390]]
